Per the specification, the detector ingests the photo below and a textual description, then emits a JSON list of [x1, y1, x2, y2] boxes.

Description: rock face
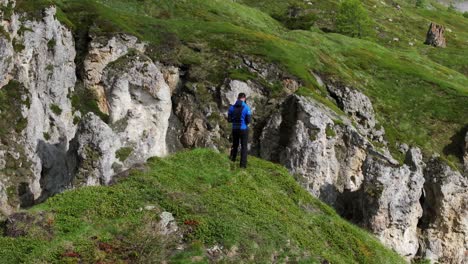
[[419, 158, 468, 264], [259, 94, 425, 258], [424, 22, 446, 48], [68, 113, 121, 187], [0, 3, 174, 214], [326, 80, 385, 143], [352, 148, 425, 258], [464, 132, 468, 173], [83, 34, 145, 114], [0, 4, 77, 212]]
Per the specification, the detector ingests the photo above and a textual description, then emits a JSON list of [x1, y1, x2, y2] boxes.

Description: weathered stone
[[0, 5, 77, 210], [356, 148, 425, 259], [174, 92, 213, 148], [259, 95, 424, 259], [84, 33, 145, 113], [221, 80, 266, 112], [326, 79, 385, 142], [424, 22, 446, 48], [464, 132, 468, 173], [68, 113, 121, 186], [102, 53, 172, 159], [419, 158, 468, 264], [259, 95, 368, 204], [158, 211, 178, 235]]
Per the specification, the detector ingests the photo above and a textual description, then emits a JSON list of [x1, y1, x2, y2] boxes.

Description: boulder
[[424, 22, 446, 48], [68, 113, 121, 186]]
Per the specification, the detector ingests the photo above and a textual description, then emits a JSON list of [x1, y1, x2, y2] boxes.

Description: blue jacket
[[228, 100, 252, 130]]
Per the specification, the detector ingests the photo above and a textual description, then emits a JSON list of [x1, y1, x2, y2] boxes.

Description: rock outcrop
[[326, 80, 385, 143], [0, 4, 77, 212], [259, 94, 425, 258], [464, 132, 468, 173], [68, 113, 121, 187], [419, 158, 468, 263], [0, 4, 174, 214], [424, 22, 446, 48], [83, 34, 145, 114]]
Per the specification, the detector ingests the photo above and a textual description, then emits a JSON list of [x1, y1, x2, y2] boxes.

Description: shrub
[[415, 0, 426, 8], [447, 4, 457, 13], [336, 0, 371, 38]]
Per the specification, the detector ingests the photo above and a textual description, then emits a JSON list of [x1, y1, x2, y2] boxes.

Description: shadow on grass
[[443, 124, 468, 164]]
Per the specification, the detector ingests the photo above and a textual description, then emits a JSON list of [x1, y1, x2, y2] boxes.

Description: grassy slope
[[13, 0, 467, 166], [0, 149, 405, 263]]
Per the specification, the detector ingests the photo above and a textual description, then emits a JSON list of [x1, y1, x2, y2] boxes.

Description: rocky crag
[[0, 1, 466, 263]]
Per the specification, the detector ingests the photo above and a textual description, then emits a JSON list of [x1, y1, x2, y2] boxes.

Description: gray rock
[[464, 132, 468, 173], [419, 158, 468, 263], [221, 79, 266, 112], [102, 52, 172, 159], [259, 95, 424, 259], [84, 33, 146, 113], [356, 148, 424, 258], [326, 80, 385, 142], [68, 113, 121, 186], [0, 5, 77, 211], [158, 211, 178, 235]]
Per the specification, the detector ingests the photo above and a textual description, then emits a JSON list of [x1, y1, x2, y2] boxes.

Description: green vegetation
[[415, 0, 427, 8], [115, 147, 133, 162], [336, 0, 371, 38], [43, 132, 51, 141], [12, 38, 25, 52], [0, 80, 29, 136], [326, 124, 337, 137], [50, 104, 62, 115], [70, 84, 109, 123], [0, 149, 405, 263]]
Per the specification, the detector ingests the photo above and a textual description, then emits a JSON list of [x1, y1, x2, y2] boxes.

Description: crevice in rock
[[275, 96, 298, 162]]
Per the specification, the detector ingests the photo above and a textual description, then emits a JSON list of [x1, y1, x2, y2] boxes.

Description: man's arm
[[228, 106, 234, 123], [244, 106, 252, 124]]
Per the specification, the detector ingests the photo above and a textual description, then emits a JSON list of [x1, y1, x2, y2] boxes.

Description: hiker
[[228, 93, 252, 168]]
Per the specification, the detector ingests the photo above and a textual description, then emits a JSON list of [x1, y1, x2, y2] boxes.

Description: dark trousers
[[230, 129, 248, 167]]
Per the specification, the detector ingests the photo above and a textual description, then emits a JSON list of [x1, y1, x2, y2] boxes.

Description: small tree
[[336, 0, 371, 38]]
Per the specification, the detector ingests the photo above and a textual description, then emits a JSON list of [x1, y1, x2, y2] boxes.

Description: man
[[228, 93, 252, 168]]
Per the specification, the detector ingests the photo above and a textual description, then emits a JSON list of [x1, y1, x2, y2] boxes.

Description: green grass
[[0, 149, 405, 263], [115, 147, 133, 162]]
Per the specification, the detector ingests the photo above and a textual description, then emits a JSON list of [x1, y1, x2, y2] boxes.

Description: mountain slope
[[1, 0, 467, 262], [13, 0, 467, 165], [0, 149, 405, 263]]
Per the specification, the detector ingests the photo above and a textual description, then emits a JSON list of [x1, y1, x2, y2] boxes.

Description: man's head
[[238, 93, 247, 101]]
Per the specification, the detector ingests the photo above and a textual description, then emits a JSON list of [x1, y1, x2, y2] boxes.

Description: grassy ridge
[[0, 149, 405, 263]]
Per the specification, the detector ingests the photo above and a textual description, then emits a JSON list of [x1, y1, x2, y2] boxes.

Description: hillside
[[0, 149, 405, 263], [11, 0, 468, 164]]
